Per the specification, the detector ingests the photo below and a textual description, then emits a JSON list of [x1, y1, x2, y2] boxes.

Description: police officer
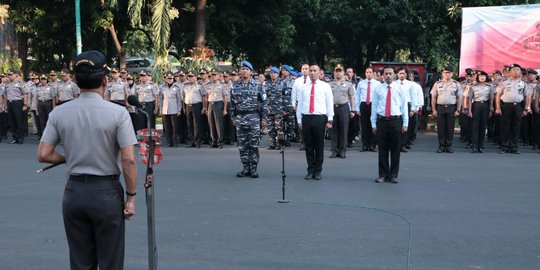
[[159, 72, 182, 147], [36, 74, 56, 137], [206, 69, 229, 148], [125, 74, 140, 132], [230, 61, 267, 178], [48, 70, 60, 88], [222, 71, 236, 145], [329, 64, 355, 158], [174, 71, 188, 144], [105, 68, 129, 106], [430, 67, 463, 153], [264, 66, 285, 150], [181, 71, 206, 147], [135, 70, 159, 129], [534, 80, 540, 150], [465, 71, 493, 153], [460, 68, 475, 146], [521, 68, 538, 147], [37, 50, 137, 269], [56, 68, 80, 105], [495, 63, 533, 154], [5, 69, 29, 144], [28, 74, 41, 137]]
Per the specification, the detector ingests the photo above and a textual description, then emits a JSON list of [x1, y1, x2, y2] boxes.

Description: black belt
[[437, 104, 455, 108], [502, 102, 519, 105], [69, 174, 119, 182], [38, 99, 53, 102], [473, 101, 488, 104], [185, 102, 201, 107], [237, 110, 259, 115], [334, 103, 348, 107], [209, 101, 223, 104], [377, 115, 401, 120], [142, 101, 155, 104], [7, 99, 23, 102]]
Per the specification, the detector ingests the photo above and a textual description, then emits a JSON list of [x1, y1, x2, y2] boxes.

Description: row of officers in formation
[[1, 62, 539, 157]]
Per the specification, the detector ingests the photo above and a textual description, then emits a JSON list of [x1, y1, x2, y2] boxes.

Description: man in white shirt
[[355, 67, 381, 151], [297, 64, 334, 180]]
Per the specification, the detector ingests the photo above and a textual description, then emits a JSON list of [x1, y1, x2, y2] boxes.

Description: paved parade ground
[[1, 133, 539, 270]]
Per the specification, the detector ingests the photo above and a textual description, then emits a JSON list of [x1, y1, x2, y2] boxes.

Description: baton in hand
[[36, 161, 66, 173]]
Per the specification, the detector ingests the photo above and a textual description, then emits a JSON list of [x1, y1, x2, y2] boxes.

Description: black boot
[[236, 163, 251, 177], [250, 163, 259, 178]]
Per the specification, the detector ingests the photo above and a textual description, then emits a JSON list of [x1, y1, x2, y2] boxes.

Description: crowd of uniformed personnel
[[1, 61, 539, 158]]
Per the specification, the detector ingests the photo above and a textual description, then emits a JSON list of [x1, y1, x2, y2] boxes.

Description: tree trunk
[[100, 0, 125, 68], [17, 31, 28, 77], [195, 0, 207, 48]]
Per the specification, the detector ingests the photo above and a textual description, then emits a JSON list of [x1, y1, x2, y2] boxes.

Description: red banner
[[460, 4, 540, 76]]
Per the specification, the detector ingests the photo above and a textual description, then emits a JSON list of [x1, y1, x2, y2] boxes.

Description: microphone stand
[[137, 107, 158, 270], [277, 117, 289, 203]]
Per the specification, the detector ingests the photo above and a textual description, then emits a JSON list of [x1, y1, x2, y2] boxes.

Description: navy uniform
[[430, 67, 463, 153], [205, 70, 229, 148], [281, 71, 295, 145], [371, 70, 409, 184], [465, 71, 493, 153], [355, 69, 381, 151], [495, 63, 533, 154], [5, 70, 29, 144], [135, 70, 159, 129], [181, 71, 206, 147], [36, 75, 56, 137], [56, 69, 80, 105], [38, 50, 138, 270], [264, 67, 285, 149], [159, 73, 182, 147], [230, 61, 267, 178], [328, 64, 355, 158]]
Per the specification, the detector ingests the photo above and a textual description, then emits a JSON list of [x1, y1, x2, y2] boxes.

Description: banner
[[460, 4, 540, 76]]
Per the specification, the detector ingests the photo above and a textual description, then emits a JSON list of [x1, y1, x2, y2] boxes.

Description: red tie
[[309, 80, 316, 113], [366, 81, 371, 105], [385, 85, 391, 117]]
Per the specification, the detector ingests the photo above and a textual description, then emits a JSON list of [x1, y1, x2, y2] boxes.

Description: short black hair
[[397, 66, 408, 74], [383, 66, 395, 73], [74, 66, 107, 89]]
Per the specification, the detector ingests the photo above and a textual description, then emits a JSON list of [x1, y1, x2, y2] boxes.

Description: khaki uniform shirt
[[205, 82, 229, 102], [36, 84, 57, 101], [466, 83, 493, 102], [136, 81, 159, 102], [41, 92, 138, 175], [182, 83, 205, 104], [430, 80, 463, 105], [106, 79, 129, 101], [5, 80, 28, 101], [159, 83, 182, 115], [56, 80, 80, 102], [496, 79, 532, 103], [329, 79, 355, 105]]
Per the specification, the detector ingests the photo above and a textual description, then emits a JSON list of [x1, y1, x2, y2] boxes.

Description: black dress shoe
[[304, 173, 314, 180], [267, 145, 275, 150], [359, 147, 366, 152], [250, 171, 259, 178], [471, 148, 477, 153], [237, 169, 251, 177], [446, 147, 454, 153], [375, 177, 386, 183], [400, 147, 408, 153], [330, 153, 338, 158], [478, 148, 484, 153], [313, 174, 321, 180], [389, 178, 399, 184], [9, 140, 18, 144], [218, 144, 223, 149], [370, 147, 377, 152], [339, 152, 346, 159], [405, 145, 412, 149]]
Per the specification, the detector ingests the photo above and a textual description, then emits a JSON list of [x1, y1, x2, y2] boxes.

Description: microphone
[[127, 95, 144, 109]]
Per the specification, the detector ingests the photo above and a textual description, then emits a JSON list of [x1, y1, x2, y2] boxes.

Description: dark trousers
[[140, 101, 156, 129], [501, 102, 523, 151], [377, 116, 402, 179], [407, 113, 418, 143], [208, 101, 224, 146], [129, 112, 140, 134], [348, 114, 360, 145], [38, 100, 53, 136], [223, 102, 235, 144], [31, 110, 42, 136], [302, 114, 327, 174], [360, 102, 375, 148], [163, 114, 178, 145], [176, 113, 188, 143], [7, 100, 25, 142], [63, 176, 125, 270], [331, 104, 349, 154], [0, 111, 8, 138], [436, 104, 456, 147], [459, 112, 472, 143], [520, 112, 532, 144], [533, 111, 540, 147], [185, 102, 203, 146], [401, 103, 412, 148], [471, 102, 489, 149]]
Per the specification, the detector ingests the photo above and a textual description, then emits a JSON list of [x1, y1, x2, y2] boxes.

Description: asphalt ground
[[1, 132, 539, 270]]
